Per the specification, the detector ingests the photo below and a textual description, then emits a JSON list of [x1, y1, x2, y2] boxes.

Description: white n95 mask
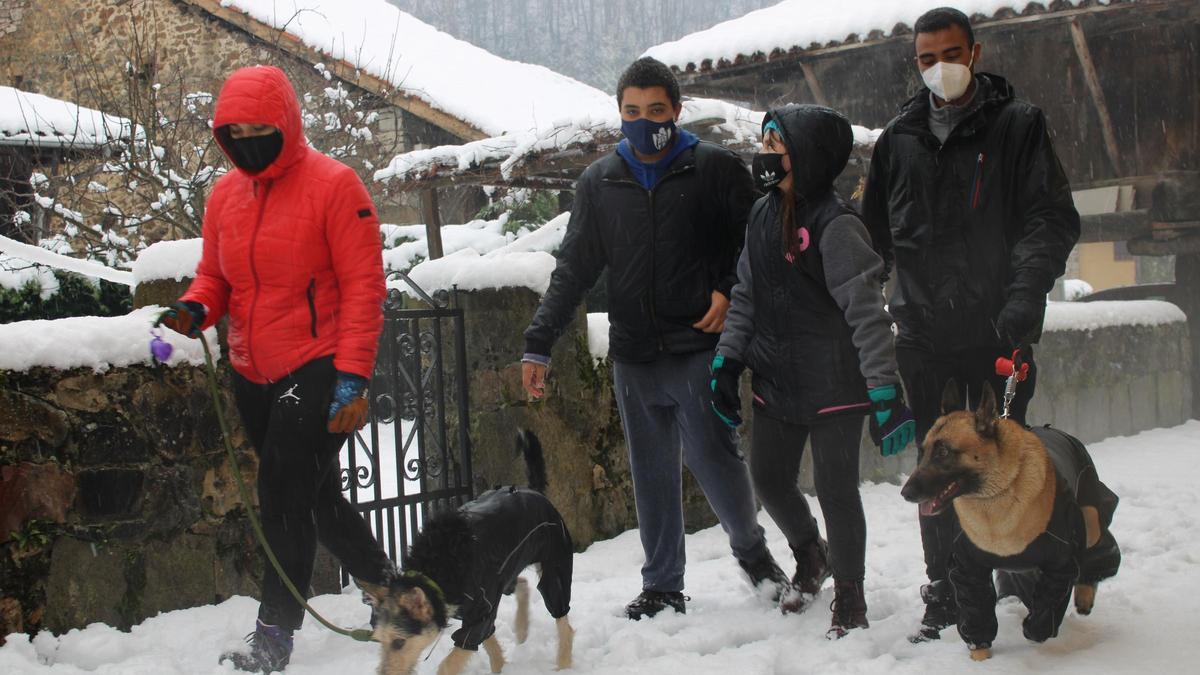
[[923, 59, 973, 102]]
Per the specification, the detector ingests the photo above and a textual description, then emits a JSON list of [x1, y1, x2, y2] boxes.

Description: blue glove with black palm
[[868, 383, 916, 457], [327, 371, 369, 434], [709, 353, 745, 428]]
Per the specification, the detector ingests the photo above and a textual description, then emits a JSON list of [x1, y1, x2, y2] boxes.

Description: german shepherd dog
[[900, 382, 1120, 662], [358, 430, 575, 675]]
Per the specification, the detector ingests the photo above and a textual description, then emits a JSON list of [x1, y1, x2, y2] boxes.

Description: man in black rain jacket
[[861, 7, 1080, 642]]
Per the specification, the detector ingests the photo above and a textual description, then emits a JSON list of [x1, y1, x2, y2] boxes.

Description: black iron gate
[[339, 274, 473, 577]]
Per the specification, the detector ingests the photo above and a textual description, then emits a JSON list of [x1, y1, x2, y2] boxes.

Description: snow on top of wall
[[644, 0, 1110, 70], [0, 306, 217, 372], [132, 239, 204, 284], [1043, 300, 1185, 333], [399, 248, 557, 298], [0, 86, 133, 149], [586, 313, 610, 364], [394, 213, 570, 297], [219, 0, 615, 137]]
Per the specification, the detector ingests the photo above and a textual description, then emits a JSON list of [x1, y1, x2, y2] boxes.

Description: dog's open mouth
[[919, 481, 961, 516]]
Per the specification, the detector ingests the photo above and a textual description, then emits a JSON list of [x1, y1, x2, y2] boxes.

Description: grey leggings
[[749, 412, 866, 581]]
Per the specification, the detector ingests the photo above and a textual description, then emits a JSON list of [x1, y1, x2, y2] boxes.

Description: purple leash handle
[[149, 328, 173, 363]]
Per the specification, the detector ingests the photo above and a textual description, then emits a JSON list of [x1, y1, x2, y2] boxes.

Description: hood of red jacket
[[212, 65, 307, 180]]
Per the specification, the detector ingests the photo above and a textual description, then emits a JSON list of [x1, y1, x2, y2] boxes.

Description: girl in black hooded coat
[[711, 105, 914, 637]]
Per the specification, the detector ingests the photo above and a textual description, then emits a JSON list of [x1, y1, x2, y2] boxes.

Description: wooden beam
[[182, 0, 487, 143], [1068, 19, 1123, 177], [798, 61, 830, 108], [420, 189, 444, 260], [1077, 210, 1152, 244]]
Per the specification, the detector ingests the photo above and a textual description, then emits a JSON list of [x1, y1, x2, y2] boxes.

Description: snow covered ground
[[3, 421, 1198, 674]]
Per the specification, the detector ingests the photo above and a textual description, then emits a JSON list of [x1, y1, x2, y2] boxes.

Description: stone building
[[0, 0, 587, 231]]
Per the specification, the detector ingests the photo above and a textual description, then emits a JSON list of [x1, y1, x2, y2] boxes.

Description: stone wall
[[1027, 319, 1193, 444], [0, 357, 262, 642], [0, 0, 469, 225]]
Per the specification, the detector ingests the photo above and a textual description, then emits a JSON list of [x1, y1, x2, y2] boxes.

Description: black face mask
[[226, 131, 283, 174], [751, 152, 787, 192]]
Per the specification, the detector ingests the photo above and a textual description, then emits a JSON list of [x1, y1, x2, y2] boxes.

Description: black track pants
[[896, 346, 1038, 583], [232, 356, 392, 631], [749, 412, 867, 581]]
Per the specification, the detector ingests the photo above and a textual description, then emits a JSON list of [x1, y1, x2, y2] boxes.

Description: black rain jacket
[[524, 140, 756, 362], [950, 426, 1120, 649], [449, 487, 573, 650], [862, 73, 1080, 353]]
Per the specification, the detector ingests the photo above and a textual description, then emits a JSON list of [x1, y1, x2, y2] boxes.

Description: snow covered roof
[[0, 86, 133, 150], [645, 0, 1135, 74], [189, 0, 616, 139], [375, 97, 882, 189]]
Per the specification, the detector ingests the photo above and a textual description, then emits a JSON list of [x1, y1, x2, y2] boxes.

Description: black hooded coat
[[735, 104, 877, 423]]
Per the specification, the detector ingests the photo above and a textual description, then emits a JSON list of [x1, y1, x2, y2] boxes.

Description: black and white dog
[[358, 430, 574, 674]]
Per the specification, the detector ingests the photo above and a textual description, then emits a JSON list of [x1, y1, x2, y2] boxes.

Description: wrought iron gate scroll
[[339, 273, 473, 579]]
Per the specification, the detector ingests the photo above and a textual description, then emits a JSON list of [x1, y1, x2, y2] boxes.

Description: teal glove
[[710, 353, 745, 429], [868, 384, 916, 457]]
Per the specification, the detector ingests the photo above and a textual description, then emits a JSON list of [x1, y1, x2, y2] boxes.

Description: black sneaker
[[220, 620, 294, 673], [908, 580, 957, 644], [625, 590, 687, 620], [738, 553, 792, 603]]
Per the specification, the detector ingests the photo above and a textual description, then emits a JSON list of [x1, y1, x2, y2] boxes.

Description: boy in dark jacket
[[522, 57, 786, 619], [860, 7, 1081, 642]]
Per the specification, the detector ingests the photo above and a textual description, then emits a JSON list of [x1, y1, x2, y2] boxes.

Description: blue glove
[[868, 384, 916, 457], [710, 353, 745, 428], [328, 371, 369, 432]]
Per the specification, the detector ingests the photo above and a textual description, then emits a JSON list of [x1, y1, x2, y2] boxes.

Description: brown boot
[[826, 579, 869, 639], [779, 537, 831, 614]]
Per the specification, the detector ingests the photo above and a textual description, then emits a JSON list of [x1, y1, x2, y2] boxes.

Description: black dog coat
[[446, 486, 573, 650], [949, 425, 1120, 649]]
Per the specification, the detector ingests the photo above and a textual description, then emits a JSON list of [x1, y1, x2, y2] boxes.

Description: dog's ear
[[397, 586, 435, 625], [940, 378, 963, 415], [975, 382, 998, 438], [355, 579, 387, 608]]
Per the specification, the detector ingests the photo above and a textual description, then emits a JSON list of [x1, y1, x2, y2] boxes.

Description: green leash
[[197, 334, 374, 643]]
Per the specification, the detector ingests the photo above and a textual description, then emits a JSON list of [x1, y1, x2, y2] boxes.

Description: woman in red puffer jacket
[[158, 65, 392, 672]]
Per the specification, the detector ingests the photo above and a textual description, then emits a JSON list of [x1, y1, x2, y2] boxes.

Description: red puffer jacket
[[182, 66, 384, 383]]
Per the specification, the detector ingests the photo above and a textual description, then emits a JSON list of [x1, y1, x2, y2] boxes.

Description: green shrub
[[0, 270, 132, 323], [475, 188, 561, 235]]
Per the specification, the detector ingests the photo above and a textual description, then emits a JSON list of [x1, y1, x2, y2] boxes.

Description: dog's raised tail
[[516, 429, 548, 494]]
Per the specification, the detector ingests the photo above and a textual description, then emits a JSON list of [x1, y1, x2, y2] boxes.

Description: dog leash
[[994, 348, 1030, 419], [188, 332, 375, 643]]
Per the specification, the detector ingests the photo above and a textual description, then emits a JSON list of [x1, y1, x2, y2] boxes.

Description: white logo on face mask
[[922, 56, 974, 102], [652, 125, 673, 150], [759, 170, 776, 183]]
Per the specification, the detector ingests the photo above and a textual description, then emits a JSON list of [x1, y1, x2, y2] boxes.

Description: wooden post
[[1175, 252, 1200, 420], [799, 60, 831, 108], [1069, 19, 1123, 177], [420, 188, 445, 260]]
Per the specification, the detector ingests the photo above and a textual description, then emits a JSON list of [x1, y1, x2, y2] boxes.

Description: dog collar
[[401, 569, 446, 605]]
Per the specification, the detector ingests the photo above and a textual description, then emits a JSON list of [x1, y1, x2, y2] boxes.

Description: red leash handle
[[994, 349, 1030, 382]]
